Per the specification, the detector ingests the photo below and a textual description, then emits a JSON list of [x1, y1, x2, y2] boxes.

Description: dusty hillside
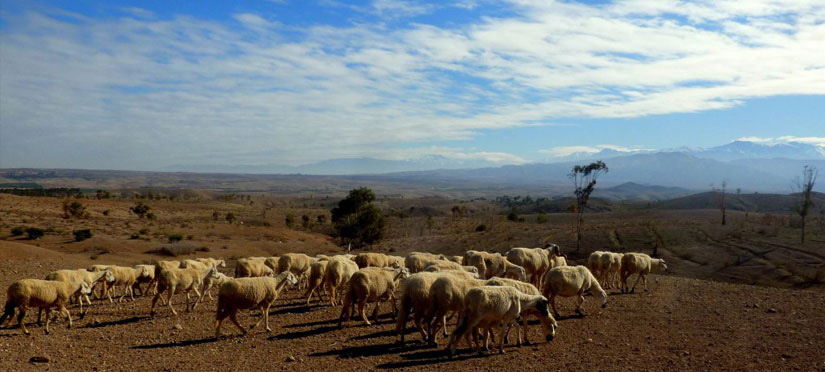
[[0, 242, 823, 371]]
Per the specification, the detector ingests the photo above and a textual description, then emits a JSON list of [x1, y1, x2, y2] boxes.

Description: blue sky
[[1, 0, 824, 169]]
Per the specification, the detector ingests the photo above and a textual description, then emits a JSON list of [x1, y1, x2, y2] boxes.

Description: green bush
[[73, 228, 93, 242], [11, 226, 25, 236], [168, 234, 184, 243], [130, 233, 140, 240], [26, 227, 45, 240], [475, 224, 487, 232], [138, 228, 150, 235]]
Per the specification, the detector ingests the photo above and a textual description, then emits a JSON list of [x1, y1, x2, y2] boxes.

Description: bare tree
[[793, 166, 818, 244], [569, 161, 608, 251], [713, 181, 728, 226]]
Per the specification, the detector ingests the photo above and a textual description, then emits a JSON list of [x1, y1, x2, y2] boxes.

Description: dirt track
[[2, 245, 824, 372]]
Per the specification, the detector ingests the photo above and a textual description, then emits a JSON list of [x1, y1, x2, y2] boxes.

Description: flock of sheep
[[0, 245, 667, 357]]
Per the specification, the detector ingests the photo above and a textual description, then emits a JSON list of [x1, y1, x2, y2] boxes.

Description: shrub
[[146, 243, 197, 257], [73, 228, 93, 242], [102, 209, 110, 216], [62, 200, 89, 219], [225, 212, 236, 224], [285, 214, 296, 228], [536, 211, 548, 224], [168, 234, 184, 243], [138, 228, 150, 235], [196, 246, 210, 252], [475, 224, 488, 232], [26, 227, 45, 240], [146, 212, 156, 220], [130, 202, 150, 218], [316, 215, 327, 224], [186, 235, 194, 240], [11, 226, 25, 236], [130, 233, 140, 240], [507, 211, 520, 222]]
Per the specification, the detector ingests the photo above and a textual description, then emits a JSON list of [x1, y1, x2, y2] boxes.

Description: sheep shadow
[[283, 318, 338, 328], [310, 341, 414, 359], [268, 305, 313, 316], [131, 337, 217, 350], [375, 348, 483, 369], [86, 316, 148, 329], [349, 328, 398, 340], [268, 325, 338, 340]]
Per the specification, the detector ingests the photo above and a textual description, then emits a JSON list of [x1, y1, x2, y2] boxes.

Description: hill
[[655, 191, 825, 212]]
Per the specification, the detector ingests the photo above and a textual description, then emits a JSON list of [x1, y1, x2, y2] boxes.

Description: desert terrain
[[0, 189, 824, 371]]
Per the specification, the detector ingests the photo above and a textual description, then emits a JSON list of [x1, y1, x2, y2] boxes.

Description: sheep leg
[[360, 298, 371, 325], [499, 322, 513, 354], [166, 286, 178, 316], [36, 308, 43, 325], [189, 288, 202, 312], [43, 307, 52, 335], [129, 285, 135, 302], [642, 274, 648, 291], [61, 305, 72, 329], [370, 301, 380, 322], [250, 305, 267, 330], [229, 311, 247, 335], [106, 283, 114, 303], [521, 315, 530, 345], [17, 306, 29, 335], [630, 273, 643, 293], [576, 295, 585, 316], [550, 294, 560, 319]]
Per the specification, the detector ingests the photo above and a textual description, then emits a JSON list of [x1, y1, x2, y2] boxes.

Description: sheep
[[316, 254, 331, 261], [278, 253, 316, 289], [423, 260, 471, 272], [447, 256, 464, 265], [44, 268, 114, 312], [87, 264, 113, 299], [215, 272, 298, 339], [484, 277, 551, 345], [587, 251, 609, 286], [195, 257, 227, 268], [235, 258, 274, 278], [106, 265, 152, 303], [262, 257, 280, 273], [323, 256, 360, 306], [506, 247, 548, 287], [149, 266, 208, 317], [487, 254, 527, 281], [354, 252, 400, 269], [446, 286, 555, 357], [180, 259, 210, 270], [304, 260, 329, 305], [424, 274, 486, 345], [389, 255, 406, 269], [193, 267, 233, 309], [606, 252, 624, 289], [1, 279, 92, 335], [339, 267, 410, 327], [133, 264, 156, 296], [394, 270, 478, 345], [405, 252, 447, 273], [542, 265, 607, 318], [620, 252, 667, 293]]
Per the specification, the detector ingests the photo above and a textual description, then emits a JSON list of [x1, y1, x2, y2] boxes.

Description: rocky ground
[[1, 242, 823, 371]]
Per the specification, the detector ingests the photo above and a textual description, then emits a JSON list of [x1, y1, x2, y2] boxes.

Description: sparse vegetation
[[25, 227, 45, 240], [11, 226, 25, 236], [168, 234, 184, 243], [130, 202, 151, 218], [73, 228, 93, 241], [146, 243, 197, 257], [62, 199, 89, 219]]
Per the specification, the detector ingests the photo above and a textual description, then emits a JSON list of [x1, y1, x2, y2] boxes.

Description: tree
[[331, 187, 385, 249], [130, 202, 150, 218], [569, 161, 608, 251], [793, 166, 818, 244], [713, 181, 728, 226], [62, 200, 89, 219], [301, 215, 313, 230]]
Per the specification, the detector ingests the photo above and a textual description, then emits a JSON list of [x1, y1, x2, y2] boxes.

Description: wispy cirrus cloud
[[1, 1, 824, 169]]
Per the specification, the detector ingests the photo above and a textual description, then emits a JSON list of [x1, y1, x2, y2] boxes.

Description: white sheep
[[323, 256, 360, 306], [235, 258, 274, 278], [150, 267, 208, 317], [195, 257, 227, 268], [354, 252, 400, 269], [422, 260, 478, 275], [424, 274, 485, 345], [506, 244, 566, 288], [193, 266, 233, 309], [106, 265, 151, 303], [484, 277, 553, 345], [278, 253, 316, 289], [133, 264, 156, 297], [542, 265, 607, 317], [1, 279, 92, 335], [587, 251, 609, 286], [215, 272, 298, 339], [620, 252, 667, 293], [446, 286, 555, 357], [44, 268, 114, 312], [304, 260, 329, 305], [395, 270, 477, 345], [339, 267, 409, 327], [405, 252, 447, 273]]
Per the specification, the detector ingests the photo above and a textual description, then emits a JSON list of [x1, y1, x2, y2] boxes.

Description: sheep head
[[103, 270, 115, 283]]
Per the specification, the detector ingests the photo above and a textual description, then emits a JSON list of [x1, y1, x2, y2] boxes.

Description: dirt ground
[[1, 241, 824, 372]]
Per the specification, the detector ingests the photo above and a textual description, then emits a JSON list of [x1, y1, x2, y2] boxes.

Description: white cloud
[[1, 1, 824, 169], [538, 145, 647, 158], [736, 136, 825, 146]]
